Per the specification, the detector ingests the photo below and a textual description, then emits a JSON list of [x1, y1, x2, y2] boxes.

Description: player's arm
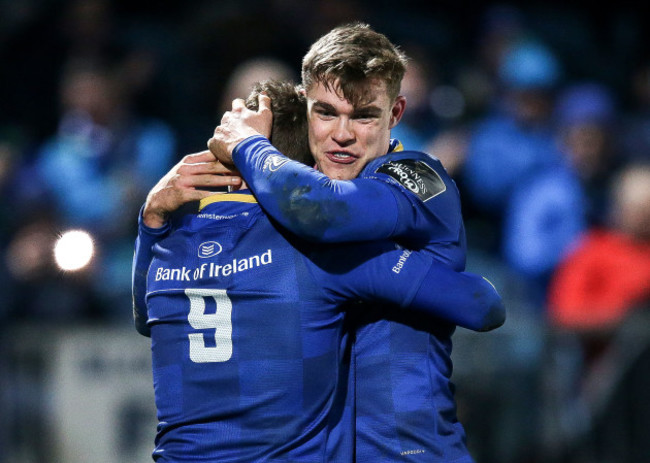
[[314, 243, 505, 332], [132, 151, 240, 336], [142, 150, 241, 228], [408, 264, 505, 332], [227, 136, 434, 244], [132, 210, 170, 337]]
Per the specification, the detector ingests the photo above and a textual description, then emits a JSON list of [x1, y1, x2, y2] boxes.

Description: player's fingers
[[183, 173, 241, 189], [181, 151, 235, 174], [172, 173, 241, 195], [206, 162, 240, 175], [231, 98, 246, 111], [180, 159, 240, 177], [257, 93, 272, 113], [183, 150, 216, 164]]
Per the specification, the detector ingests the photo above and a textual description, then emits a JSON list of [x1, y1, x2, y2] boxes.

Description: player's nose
[[332, 118, 355, 144]]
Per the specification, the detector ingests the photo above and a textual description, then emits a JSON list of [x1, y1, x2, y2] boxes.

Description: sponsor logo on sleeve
[[263, 155, 290, 172], [392, 249, 413, 274], [375, 159, 446, 202]]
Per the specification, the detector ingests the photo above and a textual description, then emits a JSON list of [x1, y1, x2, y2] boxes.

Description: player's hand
[[207, 94, 272, 168], [142, 150, 242, 228]]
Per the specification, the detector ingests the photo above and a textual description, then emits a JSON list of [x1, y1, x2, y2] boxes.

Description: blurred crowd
[[1, 1, 650, 462]]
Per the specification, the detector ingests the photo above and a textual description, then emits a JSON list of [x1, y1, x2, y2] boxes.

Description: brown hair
[[301, 22, 408, 106], [245, 80, 312, 166]]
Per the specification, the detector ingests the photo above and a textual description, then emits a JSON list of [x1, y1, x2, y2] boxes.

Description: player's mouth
[[325, 151, 358, 164]]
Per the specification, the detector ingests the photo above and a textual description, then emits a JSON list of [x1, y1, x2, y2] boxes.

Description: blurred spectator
[[500, 82, 619, 302], [460, 38, 564, 253], [554, 82, 621, 225], [9, 57, 176, 322], [548, 163, 650, 331], [501, 164, 586, 304], [544, 163, 650, 462], [34, 58, 175, 230]]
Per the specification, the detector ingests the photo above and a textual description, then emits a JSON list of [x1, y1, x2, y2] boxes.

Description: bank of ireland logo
[[198, 241, 222, 258], [263, 155, 290, 172]]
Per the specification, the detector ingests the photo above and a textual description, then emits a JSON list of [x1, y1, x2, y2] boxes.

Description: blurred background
[[1, 1, 650, 462]]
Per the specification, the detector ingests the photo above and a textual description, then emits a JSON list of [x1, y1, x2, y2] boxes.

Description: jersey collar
[[389, 138, 404, 153], [199, 192, 257, 211]]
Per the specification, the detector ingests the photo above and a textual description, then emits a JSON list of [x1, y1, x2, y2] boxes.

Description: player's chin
[[321, 160, 361, 180]]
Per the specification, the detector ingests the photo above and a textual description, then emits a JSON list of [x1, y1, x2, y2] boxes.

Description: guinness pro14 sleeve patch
[[375, 159, 446, 202]]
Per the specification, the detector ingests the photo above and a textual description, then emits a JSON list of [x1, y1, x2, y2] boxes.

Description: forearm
[[334, 243, 503, 332], [132, 207, 170, 337], [233, 136, 403, 242], [410, 263, 506, 332]]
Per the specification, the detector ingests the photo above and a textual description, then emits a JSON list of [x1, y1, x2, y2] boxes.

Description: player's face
[[306, 79, 406, 180]]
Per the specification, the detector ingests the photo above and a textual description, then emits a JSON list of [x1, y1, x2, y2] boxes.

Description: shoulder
[[361, 151, 450, 202]]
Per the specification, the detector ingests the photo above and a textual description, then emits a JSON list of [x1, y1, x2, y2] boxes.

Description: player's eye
[[353, 113, 376, 122], [315, 108, 335, 119]]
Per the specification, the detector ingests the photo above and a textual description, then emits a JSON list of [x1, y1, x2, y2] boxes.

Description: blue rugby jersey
[[139, 192, 503, 462], [353, 151, 469, 462], [230, 137, 481, 462]]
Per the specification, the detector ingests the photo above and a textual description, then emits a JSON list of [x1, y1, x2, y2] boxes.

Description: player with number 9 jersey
[[143, 190, 503, 462]]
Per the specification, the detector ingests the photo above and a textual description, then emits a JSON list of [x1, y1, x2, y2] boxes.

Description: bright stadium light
[[54, 229, 95, 271]]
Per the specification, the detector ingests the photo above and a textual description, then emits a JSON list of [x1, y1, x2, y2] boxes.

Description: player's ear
[[389, 95, 406, 129]]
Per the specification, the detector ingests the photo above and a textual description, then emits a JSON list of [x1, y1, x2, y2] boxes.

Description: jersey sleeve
[[232, 136, 439, 245], [360, 152, 466, 262], [132, 205, 171, 337], [310, 242, 505, 332]]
